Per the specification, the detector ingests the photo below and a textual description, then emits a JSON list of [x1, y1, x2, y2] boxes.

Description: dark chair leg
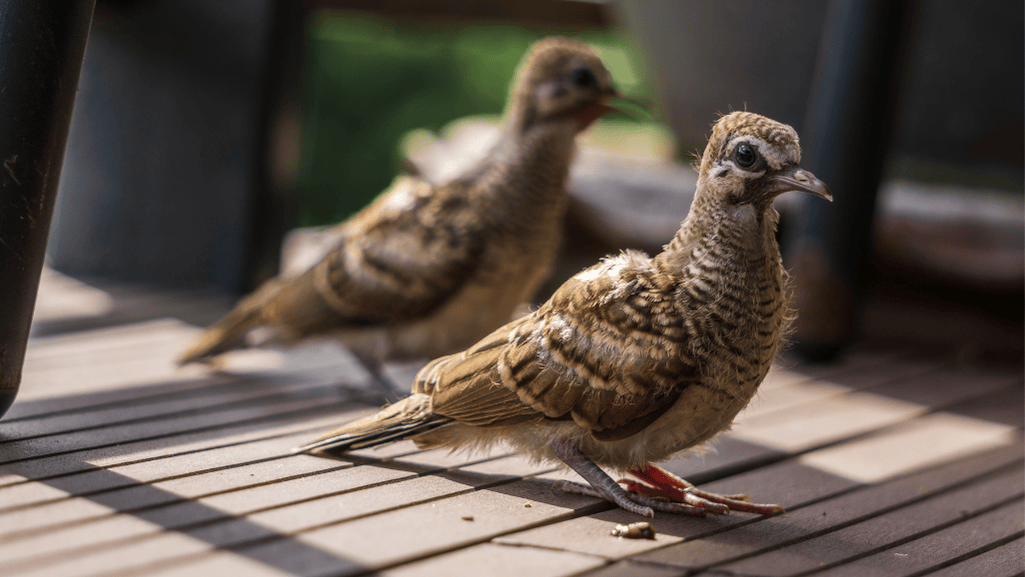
[[0, 1, 96, 419], [784, 0, 914, 361]]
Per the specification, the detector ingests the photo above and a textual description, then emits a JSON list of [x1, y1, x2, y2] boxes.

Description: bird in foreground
[[177, 37, 622, 397], [296, 111, 832, 517]]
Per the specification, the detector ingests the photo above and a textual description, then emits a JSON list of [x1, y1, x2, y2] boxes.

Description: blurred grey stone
[[48, 0, 273, 292]]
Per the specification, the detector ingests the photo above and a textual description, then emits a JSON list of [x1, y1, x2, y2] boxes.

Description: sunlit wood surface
[[1, 269, 1021, 577]]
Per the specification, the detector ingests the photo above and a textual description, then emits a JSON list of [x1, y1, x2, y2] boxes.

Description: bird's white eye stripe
[[712, 158, 765, 178], [725, 136, 766, 157], [725, 136, 790, 170]]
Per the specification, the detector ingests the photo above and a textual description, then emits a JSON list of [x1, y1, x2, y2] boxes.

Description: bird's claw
[[559, 480, 655, 517], [559, 480, 707, 517], [623, 465, 785, 516]]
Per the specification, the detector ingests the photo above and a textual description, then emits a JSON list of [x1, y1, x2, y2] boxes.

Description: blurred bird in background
[[178, 37, 623, 398], [297, 111, 831, 517]]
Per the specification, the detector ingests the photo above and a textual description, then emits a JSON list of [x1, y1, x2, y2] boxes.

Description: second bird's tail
[[176, 279, 285, 365]]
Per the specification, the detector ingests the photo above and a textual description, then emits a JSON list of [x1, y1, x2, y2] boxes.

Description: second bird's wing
[[415, 252, 702, 441], [261, 177, 490, 334]]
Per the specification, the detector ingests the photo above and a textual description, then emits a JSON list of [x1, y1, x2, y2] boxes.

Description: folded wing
[[417, 253, 701, 442]]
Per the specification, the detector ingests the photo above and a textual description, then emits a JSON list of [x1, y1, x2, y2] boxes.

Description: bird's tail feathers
[[176, 280, 283, 365], [293, 393, 449, 454]]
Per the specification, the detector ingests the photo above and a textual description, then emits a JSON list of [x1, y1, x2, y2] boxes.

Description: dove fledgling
[[178, 38, 621, 396], [297, 111, 831, 517]]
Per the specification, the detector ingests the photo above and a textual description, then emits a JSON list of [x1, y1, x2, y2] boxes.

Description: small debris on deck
[[610, 521, 656, 540]]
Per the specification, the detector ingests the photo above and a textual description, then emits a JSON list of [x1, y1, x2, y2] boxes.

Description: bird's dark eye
[[570, 66, 597, 88], [734, 143, 757, 168]]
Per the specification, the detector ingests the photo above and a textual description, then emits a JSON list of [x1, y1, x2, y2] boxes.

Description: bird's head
[[696, 111, 831, 210], [506, 37, 620, 133]]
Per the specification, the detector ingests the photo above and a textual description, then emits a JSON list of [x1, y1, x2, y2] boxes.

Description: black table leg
[[0, 1, 96, 418], [784, 0, 913, 361]]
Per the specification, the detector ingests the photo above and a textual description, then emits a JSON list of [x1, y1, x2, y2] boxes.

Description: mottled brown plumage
[[178, 37, 620, 395], [297, 112, 831, 517]]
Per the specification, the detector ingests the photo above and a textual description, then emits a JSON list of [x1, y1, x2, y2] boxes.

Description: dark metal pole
[[784, 0, 912, 361], [0, 1, 96, 418], [240, 0, 308, 293]]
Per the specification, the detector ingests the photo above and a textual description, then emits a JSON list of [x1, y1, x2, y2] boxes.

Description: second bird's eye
[[570, 66, 597, 88], [735, 144, 757, 168]]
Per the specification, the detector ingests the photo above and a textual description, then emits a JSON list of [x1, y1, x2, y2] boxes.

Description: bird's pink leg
[[626, 465, 785, 515], [551, 440, 707, 517]]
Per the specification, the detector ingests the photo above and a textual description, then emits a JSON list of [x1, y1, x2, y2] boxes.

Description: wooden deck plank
[[193, 456, 420, 519], [0, 454, 345, 539], [576, 563, 683, 577], [7, 532, 222, 577], [6, 362, 1016, 573], [493, 457, 861, 560], [0, 463, 418, 574], [797, 407, 1021, 483], [814, 500, 1024, 577], [0, 395, 346, 464], [0, 424, 417, 539], [2, 274, 1021, 577], [24, 319, 197, 366], [134, 553, 296, 577], [4, 467, 539, 576], [730, 366, 1020, 455], [0, 446, 529, 573], [13, 365, 367, 428], [16, 323, 368, 422], [3, 449, 578, 576], [226, 475, 589, 573], [743, 356, 941, 419], [142, 422, 1016, 573], [17, 320, 207, 401], [376, 542, 606, 577], [0, 464, 445, 575], [2, 380, 352, 442], [744, 363, 1018, 424], [948, 381, 1025, 428], [551, 441, 1021, 576], [137, 542, 362, 577], [30, 267, 116, 326], [758, 350, 905, 391], [653, 368, 1022, 492], [926, 535, 1024, 577], [712, 468, 1023, 576], [614, 443, 1022, 573], [0, 406, 357, 487], [0, 408, 359, 509], [25, 454, 564, 577]]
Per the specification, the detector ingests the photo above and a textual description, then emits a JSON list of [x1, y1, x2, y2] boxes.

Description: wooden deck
[[1, 269, 1022, 577]]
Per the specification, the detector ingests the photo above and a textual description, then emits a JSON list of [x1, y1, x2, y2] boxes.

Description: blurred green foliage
[[299, 12, 659, 227]]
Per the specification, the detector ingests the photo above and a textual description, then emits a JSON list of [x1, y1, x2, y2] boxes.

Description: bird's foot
[[560, 481, 707, 517], [624, 465, 785, 516], [551, 439, 707, 517]]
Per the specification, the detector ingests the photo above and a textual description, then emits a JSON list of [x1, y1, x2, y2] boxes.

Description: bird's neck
[[465, 120, 579, 212], [501, 120, 578, 187], [654, 188, 783, 282], [655, 186, 790, 390]]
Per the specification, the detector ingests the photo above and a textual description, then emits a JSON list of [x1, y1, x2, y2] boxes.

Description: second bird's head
[[507, 37, 621, 133]]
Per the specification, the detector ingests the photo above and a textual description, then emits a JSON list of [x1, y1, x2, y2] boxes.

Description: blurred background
[[42, 0, 1023, 364]]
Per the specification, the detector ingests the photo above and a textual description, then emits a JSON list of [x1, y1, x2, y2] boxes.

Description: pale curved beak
[[764, 166, 832, 202]]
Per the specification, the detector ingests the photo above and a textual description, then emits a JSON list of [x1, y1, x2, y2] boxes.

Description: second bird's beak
[[574, 89, 647, 130], [763, 166, 832, 202], [574, 93, 620, 130]]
